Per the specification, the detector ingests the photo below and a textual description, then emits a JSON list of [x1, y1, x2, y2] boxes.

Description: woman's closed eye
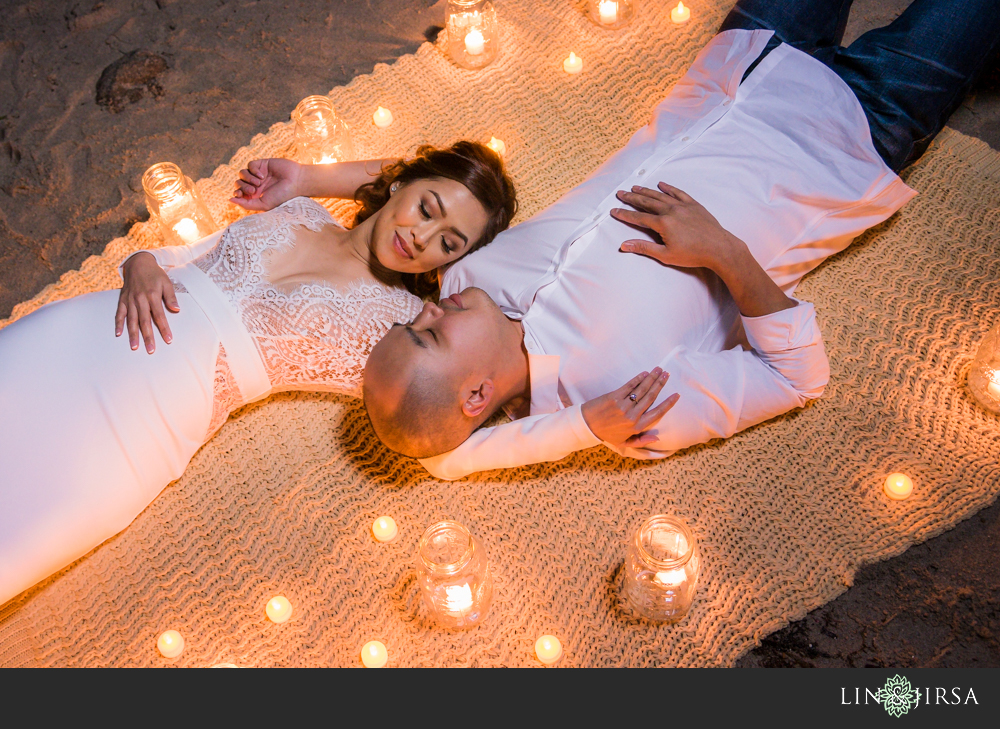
[[441, 236, 455, 255], [419, 201, 431, 219]]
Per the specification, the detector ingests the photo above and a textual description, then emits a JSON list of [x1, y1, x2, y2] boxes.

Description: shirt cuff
[[565, 404, 603, 449], [741, 298, 820, 352]]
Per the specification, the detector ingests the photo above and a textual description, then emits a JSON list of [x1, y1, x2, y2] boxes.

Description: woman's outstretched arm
[[230, 158, 399, 211]]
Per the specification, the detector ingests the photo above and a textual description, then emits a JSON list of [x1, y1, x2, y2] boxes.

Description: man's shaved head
[[363, 288, 524, 460]]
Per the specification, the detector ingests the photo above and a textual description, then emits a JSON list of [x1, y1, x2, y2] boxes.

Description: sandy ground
[[1, 0, 997, 667]]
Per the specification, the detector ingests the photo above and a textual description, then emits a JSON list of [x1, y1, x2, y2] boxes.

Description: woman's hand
[[581, 368, 679, 449], [115, 252, 179, 354], [611, 182, 742, 272], [230, 158, 304, 211]]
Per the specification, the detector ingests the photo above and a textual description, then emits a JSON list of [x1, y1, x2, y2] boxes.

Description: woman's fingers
[[115, 297, 127, 337], [636, 392, 680, 431], [628, 367, 664, 408], [162, 280, 180, 313], [614, 371, 648, 399], [238, 168, 263, 186], [149, 299, 173, 345], [634, 370, 669, 413], [126, 298, 140, 350], [137, 299, 156, 354]]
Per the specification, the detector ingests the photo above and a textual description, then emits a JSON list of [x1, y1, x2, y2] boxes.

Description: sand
[[1, 0, 998, 667]]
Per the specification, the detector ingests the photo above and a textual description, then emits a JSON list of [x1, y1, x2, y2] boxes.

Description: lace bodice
[[175, 198, 423, 435]]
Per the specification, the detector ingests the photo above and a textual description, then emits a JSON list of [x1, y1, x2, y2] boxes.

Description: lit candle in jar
[[671, 1, 690, 23], [598, 0, 618, 24], [534, 635, 563, 665], [884, 472, 913, 500], [987, 370, 1000, 400], [372, 516, 398, 542], [372, 106, 394, 129], [172, 217, 200, 244], [563, 52, 583, 75], [443, 583, 474, 613], [157, 630, 185, 658], [266, 595, 293, 623], [487, 136, 506, 157], [464, 28, 485, 56], [361, 640, 388, 668]]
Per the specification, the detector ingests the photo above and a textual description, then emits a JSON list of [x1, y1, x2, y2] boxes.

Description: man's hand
[[610, 182, 742, 271], [230, 158, 303, 211], [581, 368, 679, 449], [115, 252, 179, 354]]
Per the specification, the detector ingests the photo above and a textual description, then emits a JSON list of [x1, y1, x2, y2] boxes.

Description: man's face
[[378, 286, 507, 377]]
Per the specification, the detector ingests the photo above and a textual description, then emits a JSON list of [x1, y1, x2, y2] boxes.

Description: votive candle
[[535, 635, 563, 665], [372, 106, 394, 129], [598, 0, 617, 24], [361, 640, 388, 668], [157, 630, 185, 658], [465, 28, 485, 56], [487, 136, 506, 157], [671, 1, 691, 23], [563, 52, 583, 75], [372, 516, 398, 542], [884, 473, 913, 500], [266, 595, 293, 623]]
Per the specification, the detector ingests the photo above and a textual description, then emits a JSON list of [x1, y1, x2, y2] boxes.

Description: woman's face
[[370, 177, 490, 274]]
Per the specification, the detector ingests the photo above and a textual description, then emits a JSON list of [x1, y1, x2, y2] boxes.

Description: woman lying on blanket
[[0, 141, 517, 605]]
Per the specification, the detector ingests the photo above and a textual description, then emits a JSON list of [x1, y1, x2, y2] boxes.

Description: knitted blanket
[[2, 0, 998, 667]]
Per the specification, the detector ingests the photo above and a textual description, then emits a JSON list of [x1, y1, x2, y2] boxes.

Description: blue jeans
[[721, 0, 1000, 172]]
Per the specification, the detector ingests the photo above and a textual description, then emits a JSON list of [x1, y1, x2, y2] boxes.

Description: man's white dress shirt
[[421, 29, 916, 480]]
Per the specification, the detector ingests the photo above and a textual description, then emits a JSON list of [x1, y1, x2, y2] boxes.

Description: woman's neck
[[343, 213, 403, 288]]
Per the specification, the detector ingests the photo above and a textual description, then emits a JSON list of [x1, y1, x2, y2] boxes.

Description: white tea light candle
[[671, 1, 691, 23], [372, 106, 394, 129], [157, 630, 184, 658], [598, 0, 617, 24], [487, 136, 506, 157], [464, 28, 485, 55], [563, 52, 583, 74], [884, 473, 913, 500], [172, 218, 200, 244], [266, 595, 293, 623], [535, 635, 563, 665], [372, 516, 398, 542], [361, 640, 388, 668]]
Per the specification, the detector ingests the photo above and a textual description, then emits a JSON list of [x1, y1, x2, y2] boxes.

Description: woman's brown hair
[[353, 140, 517, 297]]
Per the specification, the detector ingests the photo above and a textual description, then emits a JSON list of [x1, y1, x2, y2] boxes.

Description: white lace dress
[[0, 197, 422, 605]]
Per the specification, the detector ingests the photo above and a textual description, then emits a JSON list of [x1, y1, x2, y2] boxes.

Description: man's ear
[[461, 379, 494, 418]]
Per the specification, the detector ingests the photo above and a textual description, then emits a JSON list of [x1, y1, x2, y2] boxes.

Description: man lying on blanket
[[363, 0, 1000, 479]]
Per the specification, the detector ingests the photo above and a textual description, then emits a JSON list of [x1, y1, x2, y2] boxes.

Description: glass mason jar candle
[[291, 95, 355, 165], [416, 521, 492, 629], [587, 0, 635, 29], [969, 319, 1000, 414], [622, 515, 700, 623], [142, 162, 217, 246], [445, 0, 499, 70]]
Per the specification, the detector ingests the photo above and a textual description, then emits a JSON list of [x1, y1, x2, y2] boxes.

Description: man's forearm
[[296, 158, 400, 199], [712, 233, 796, 319]]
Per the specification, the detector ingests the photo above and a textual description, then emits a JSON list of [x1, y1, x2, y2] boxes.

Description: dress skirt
[[0, 288, 219, 604]]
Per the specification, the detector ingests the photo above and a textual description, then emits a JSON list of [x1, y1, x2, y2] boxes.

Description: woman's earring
[[390, 182, 399, 194]]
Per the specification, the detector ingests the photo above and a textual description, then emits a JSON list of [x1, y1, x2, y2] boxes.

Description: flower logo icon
[[879, 674, 918, 717]]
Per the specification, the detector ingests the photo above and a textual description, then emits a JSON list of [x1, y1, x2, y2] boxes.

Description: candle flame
[[569, 52, 577, 62], [443, 583, 474, 612], [678, 1, 685, 10]]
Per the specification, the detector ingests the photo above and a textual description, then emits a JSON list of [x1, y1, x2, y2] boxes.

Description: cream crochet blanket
[[2, 0, 999, 667]]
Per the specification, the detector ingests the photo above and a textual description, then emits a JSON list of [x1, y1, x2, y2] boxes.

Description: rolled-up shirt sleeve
[[621, 299, 828, 459]]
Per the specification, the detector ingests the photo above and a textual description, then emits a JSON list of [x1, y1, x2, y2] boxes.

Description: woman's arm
[[231, 158, 399, 212]]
